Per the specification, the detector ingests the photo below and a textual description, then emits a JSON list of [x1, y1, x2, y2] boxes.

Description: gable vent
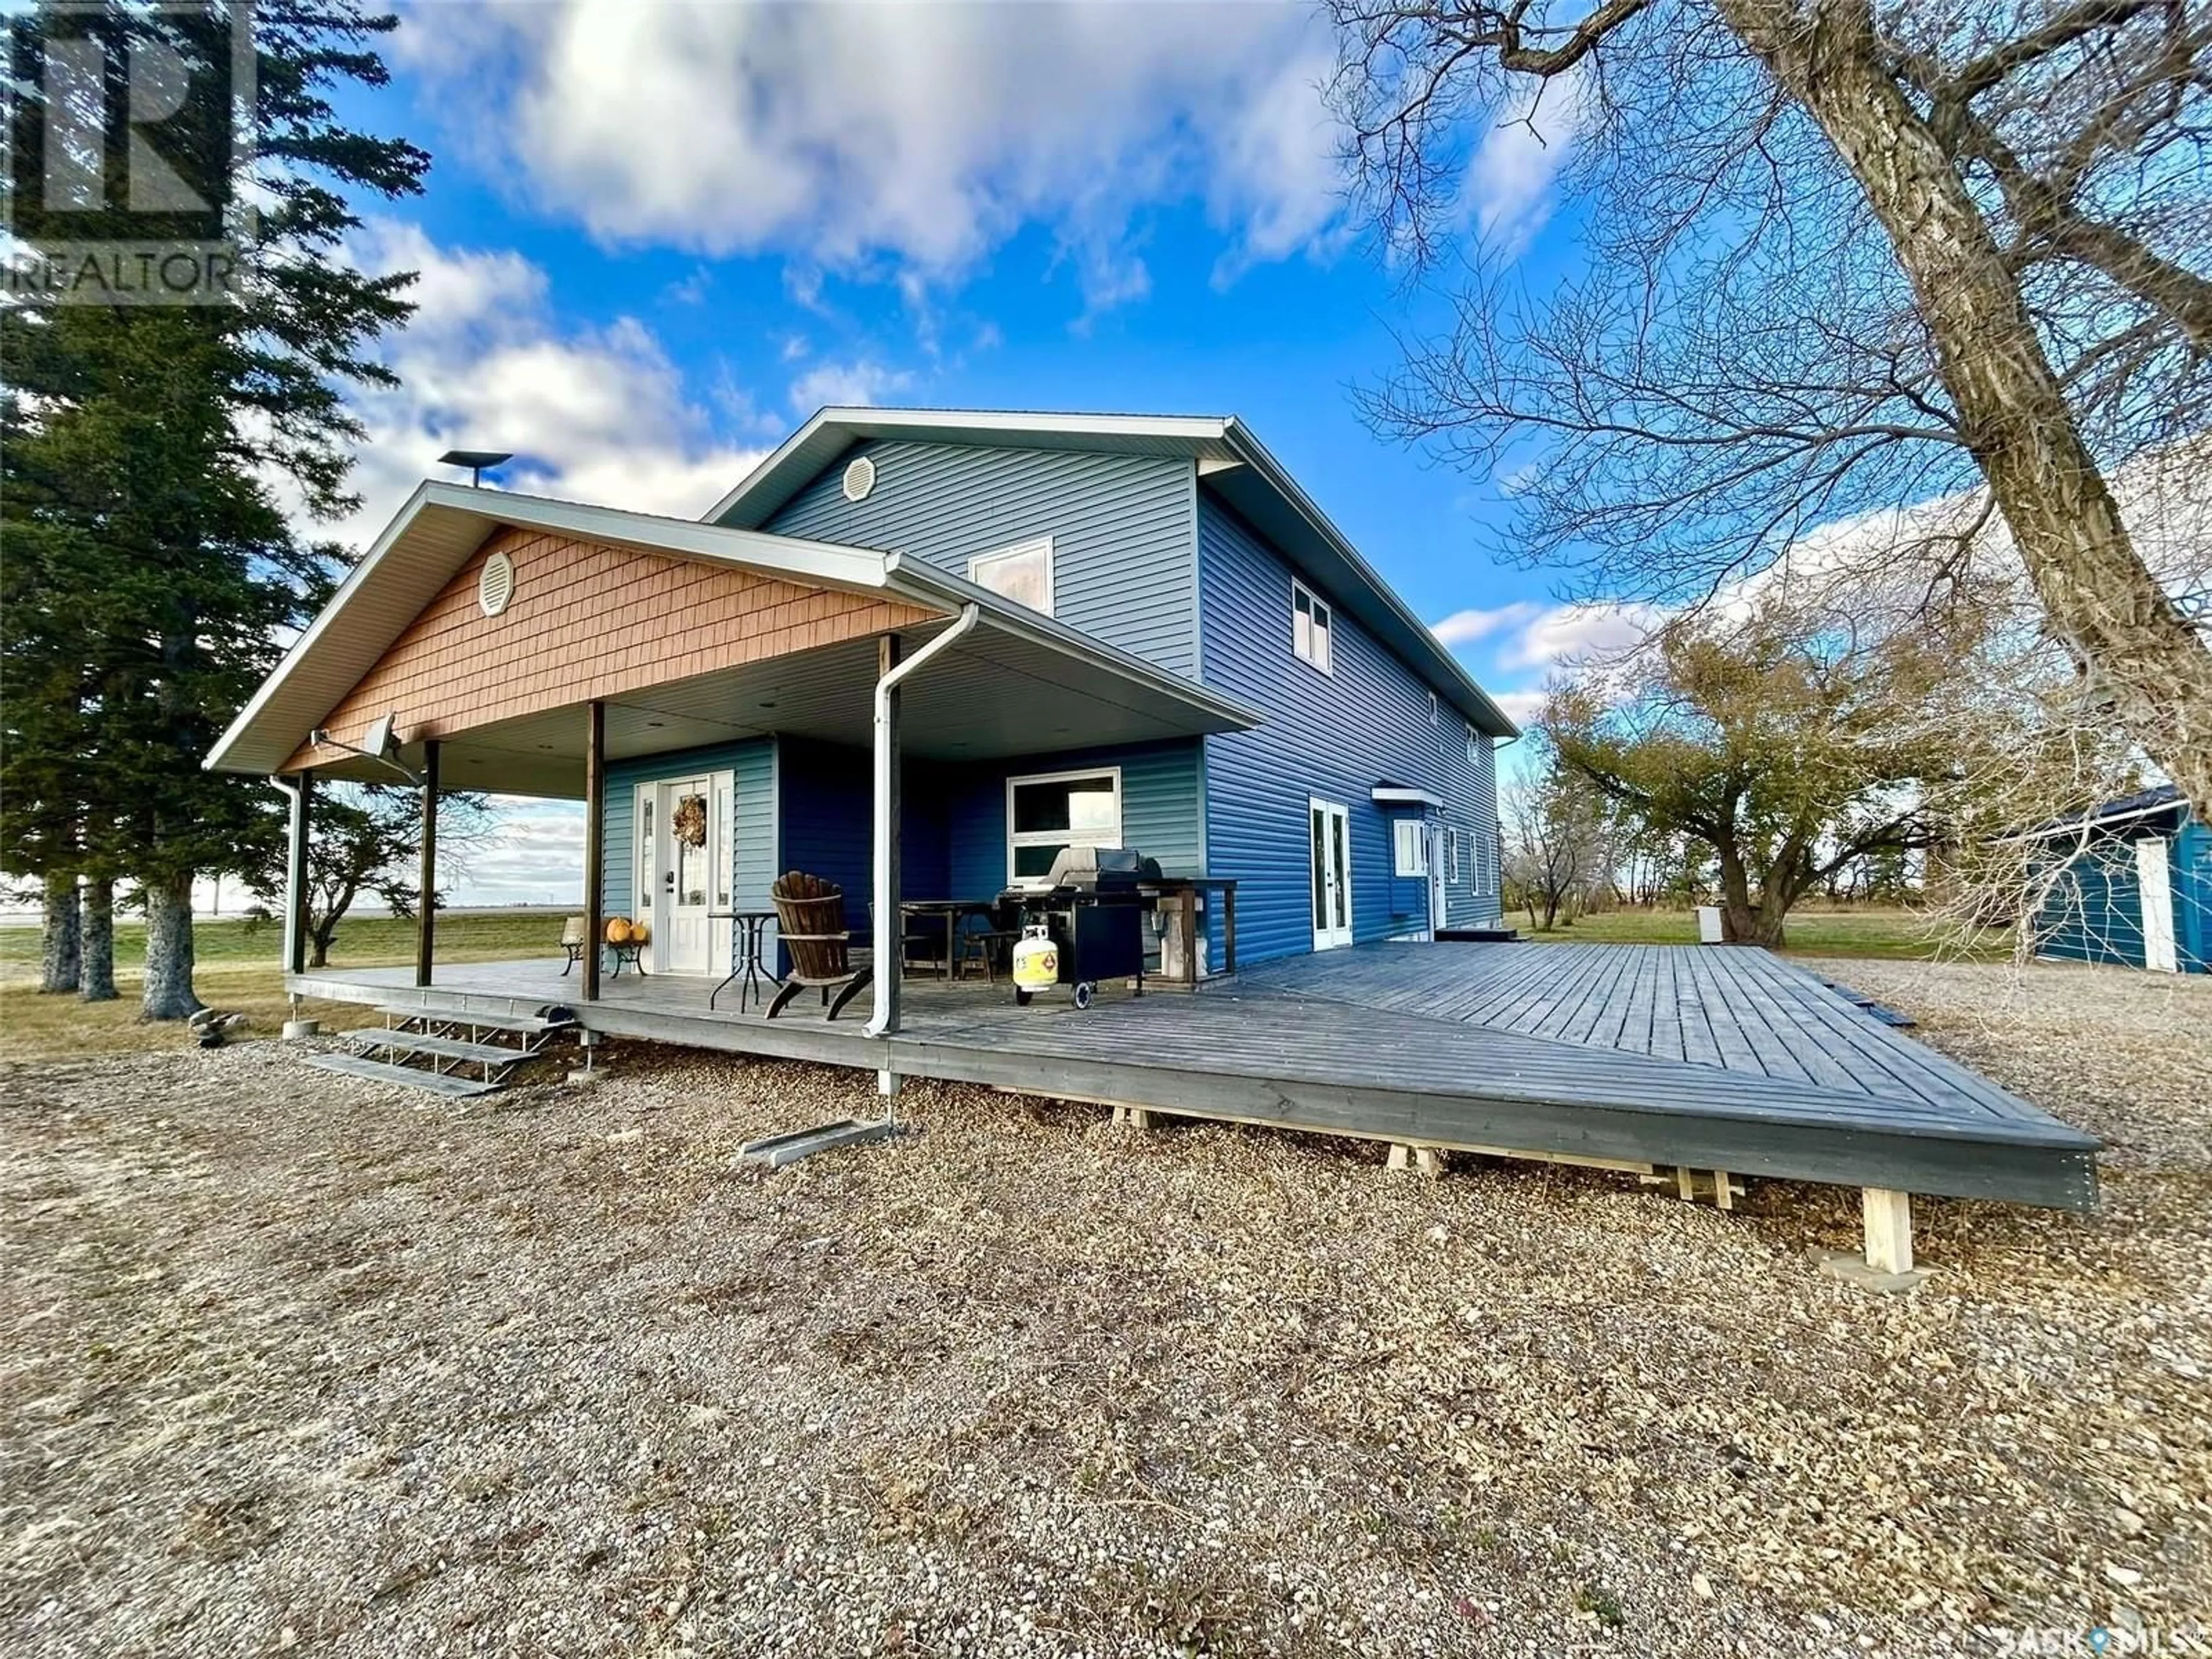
[[478, 550, 516, 617], [842, 454, 877, 502]]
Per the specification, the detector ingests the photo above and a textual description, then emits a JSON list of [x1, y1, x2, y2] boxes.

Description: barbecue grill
[[999, 846, 1159, 1007]]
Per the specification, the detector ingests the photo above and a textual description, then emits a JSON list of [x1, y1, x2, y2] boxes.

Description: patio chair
[[559, 914, 587, 976], [766, 872, 873, 1020]]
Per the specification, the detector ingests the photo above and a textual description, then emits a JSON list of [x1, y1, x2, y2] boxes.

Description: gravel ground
[[2, 958, 2207, 1658]]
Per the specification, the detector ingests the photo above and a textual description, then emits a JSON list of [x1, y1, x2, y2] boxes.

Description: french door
[[635, 772, 734, 975], [1309, 798, 1353, 950]]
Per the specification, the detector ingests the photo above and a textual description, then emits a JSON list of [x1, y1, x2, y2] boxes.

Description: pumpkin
[[604, 917, 632, 945], [628, 921, 649, 944]]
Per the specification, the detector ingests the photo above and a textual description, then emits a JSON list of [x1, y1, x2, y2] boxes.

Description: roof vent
[[841, 454, 876, 502], [479, 550, 516, 617]]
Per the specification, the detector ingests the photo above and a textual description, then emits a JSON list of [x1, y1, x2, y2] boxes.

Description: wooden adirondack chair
[[766, 872, 873, 1020], [559, 915, 588, 975]]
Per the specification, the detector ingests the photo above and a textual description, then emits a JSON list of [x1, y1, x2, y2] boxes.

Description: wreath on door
[[672, 794, 708, 849]]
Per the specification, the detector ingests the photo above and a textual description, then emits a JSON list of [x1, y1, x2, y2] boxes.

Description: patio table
[[707, 908, 782, 1012], [897, 899, 1006, 981]]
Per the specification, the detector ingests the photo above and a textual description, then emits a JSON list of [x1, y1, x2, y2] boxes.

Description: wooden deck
[[291, 941, 2100, 1212]]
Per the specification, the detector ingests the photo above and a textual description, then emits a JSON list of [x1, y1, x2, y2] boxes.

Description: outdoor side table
[[709, 909, 782, 1012]]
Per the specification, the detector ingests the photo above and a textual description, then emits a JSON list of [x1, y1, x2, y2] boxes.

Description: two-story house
[[212, 408, 1517, 1008]]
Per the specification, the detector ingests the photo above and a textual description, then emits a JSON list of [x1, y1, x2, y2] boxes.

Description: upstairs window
[[1292, 579, 1334, 674], [1466, 722, 1482, 767], [969, 536, 1055, 616]]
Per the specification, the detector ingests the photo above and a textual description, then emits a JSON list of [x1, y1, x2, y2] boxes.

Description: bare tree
[[248, 783, 493, 969], [1502, 748, 1613, 928], [1327, 0, 2212, 817]]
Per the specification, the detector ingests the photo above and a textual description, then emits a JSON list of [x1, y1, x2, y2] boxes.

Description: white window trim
[[1447, 827, 1461, 884], [1466, 722, 1482, 767], [1291, 577, 1334, 675], [1006, 764, 1123, 887], [968, 535, 1055, 617], [1393, 819, 1428, 877]]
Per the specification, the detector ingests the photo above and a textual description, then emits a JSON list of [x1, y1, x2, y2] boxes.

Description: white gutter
[[866, 603, 983, 1037], [270, 775, 305, 979]]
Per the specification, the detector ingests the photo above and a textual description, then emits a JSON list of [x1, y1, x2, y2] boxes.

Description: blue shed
[[2028, 785, 2209, 974]]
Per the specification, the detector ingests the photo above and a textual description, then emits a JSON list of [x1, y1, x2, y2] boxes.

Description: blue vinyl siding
[[940, 740, 1206, 899], [775, 740, 957, 948], [756, 439, 1200, 679], [602, 739, 777, 964], [1196, 493, 1503, 965], [2033, 810, 2210, 972], [770, 737, 1202, 962]]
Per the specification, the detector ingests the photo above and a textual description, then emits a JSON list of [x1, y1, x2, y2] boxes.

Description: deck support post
[[1111, 1104, 1154, 1131], [582, 701, 604, 1004], [1862, 1188, 1914, 1274], [415, 740, 440, 987], [1387, 1143, 1443, 1176], [877, 1067, 901, 1098]]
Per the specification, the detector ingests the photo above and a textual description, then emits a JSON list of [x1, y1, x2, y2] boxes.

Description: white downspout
[[866, 603, 982, 1037]]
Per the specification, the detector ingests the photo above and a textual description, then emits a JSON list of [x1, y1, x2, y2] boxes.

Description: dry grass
[[0, 959, 2207, 1657]]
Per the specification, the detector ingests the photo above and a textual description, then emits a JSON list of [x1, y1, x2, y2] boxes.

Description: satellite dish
[[360, 712, 398, 757]]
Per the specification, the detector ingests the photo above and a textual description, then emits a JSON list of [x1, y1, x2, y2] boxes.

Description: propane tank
[[1011, 922, 1059, 993]]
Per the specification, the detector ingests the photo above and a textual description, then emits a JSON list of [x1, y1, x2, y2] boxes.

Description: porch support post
[[415, 740, 440, 987], [871, 632, 903, 1039], [279, 772, 312, 977], [583, 700, 605, 1004]]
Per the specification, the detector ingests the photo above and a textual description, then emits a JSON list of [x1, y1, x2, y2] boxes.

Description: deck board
[[290, 941, 2101, 1211]]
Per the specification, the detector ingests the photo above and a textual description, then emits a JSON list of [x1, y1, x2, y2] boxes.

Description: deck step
[[301, 1052, 503, 1097], [373, 1005, 575, 1036], [346, 1028, 534, 1068]]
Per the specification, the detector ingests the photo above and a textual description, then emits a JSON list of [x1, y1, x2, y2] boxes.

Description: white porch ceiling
[[318, 613, 1257, 800]]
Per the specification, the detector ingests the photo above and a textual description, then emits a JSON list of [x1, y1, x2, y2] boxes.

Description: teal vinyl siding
[[1197, 493, 1503, 964], [602, 739, 777, 952], [2033, 808, 2210, 972], [754, 438, 1200, 679]]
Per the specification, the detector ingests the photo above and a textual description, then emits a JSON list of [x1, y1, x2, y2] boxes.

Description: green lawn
[[0, 911, 575, 1062], [0, 908, 565, 975], [1518, 905, 2002, 960]]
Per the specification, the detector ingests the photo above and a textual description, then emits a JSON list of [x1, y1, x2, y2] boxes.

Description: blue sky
[[315, 1, 1636, 906]]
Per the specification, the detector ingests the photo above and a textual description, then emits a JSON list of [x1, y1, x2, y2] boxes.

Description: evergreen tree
[[1, 1, 426, 1017]]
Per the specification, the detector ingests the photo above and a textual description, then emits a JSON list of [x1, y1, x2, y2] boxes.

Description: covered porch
[[207, 482, 1257, 1035]]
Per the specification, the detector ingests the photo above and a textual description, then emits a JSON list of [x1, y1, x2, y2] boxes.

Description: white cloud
[[1491, 687, 1550, 729], [1502, 601, 1663, 672], [392, 0, 1349, 312], [1431, 601, 1543, 647], [329, 219, 770, 543], [787, 358, 917, 416], [1464, 69, 1587, 256]]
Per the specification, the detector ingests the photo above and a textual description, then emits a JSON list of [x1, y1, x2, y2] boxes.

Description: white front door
[[1310, 798, 1353, 950], [2137, 835, 2179, 972], [657, 776, 715, 974]]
